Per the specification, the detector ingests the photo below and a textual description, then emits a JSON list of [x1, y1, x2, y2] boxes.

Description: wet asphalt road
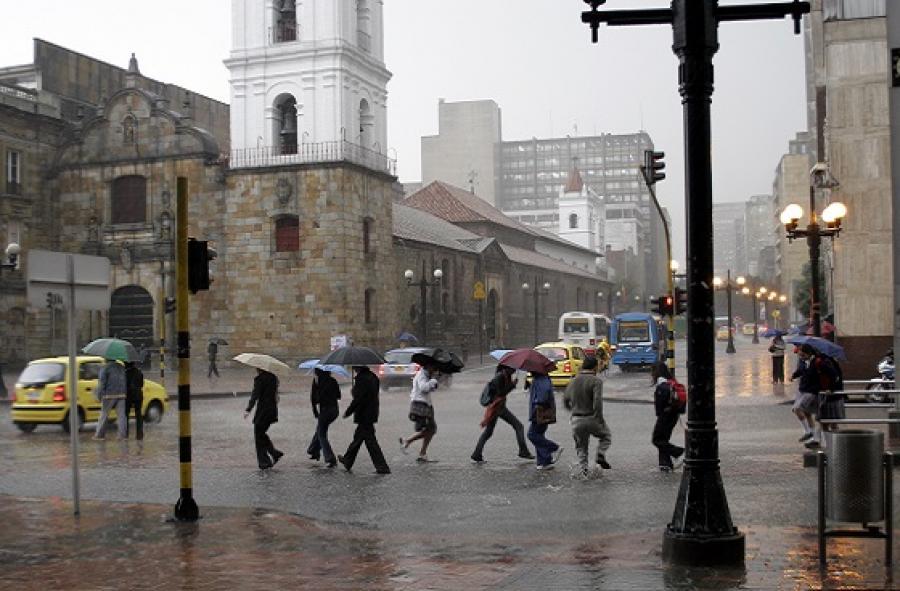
[[0, 337, 828, 540]]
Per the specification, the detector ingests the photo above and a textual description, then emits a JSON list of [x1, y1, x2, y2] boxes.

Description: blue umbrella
[[297, 359, 351, 379], [761, 328, 786, 338], [489, 349, 515, 361], [786, 335, 847, 362], [396, 332, 419, 344]]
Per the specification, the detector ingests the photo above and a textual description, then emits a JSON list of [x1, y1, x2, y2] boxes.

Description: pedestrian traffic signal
[[187, 238, 217, 294], [643, 149, 666, 186], [675, 287, 687, 315], [651, 293, 673, 316]]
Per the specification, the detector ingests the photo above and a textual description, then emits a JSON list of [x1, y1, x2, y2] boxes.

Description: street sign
[[473, 281, 486, 301], [26, 250, 111, 310]]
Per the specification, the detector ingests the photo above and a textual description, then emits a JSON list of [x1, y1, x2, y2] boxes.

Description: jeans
[[652, 413, 684, 468], [96, 397, 127, 438], [307, 406, 338, 463], [571, 415, 611, 469], [527, 421, 559, 467], [342, 423, 389, 472], [254, 419, 280, 468], [473, 406, 530, 459], [125, 395, 143, 439]]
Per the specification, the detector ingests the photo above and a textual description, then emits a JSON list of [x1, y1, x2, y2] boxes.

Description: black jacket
[[311, 372, 341, 413], [344, 368, 380, 424], [246, 371, 279, 425], [791, 358, 819, 395], [125, 365, 144, 401]]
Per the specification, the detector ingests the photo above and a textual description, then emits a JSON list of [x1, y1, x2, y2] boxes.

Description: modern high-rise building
[[712, 202, 747, 276], [744, 194, 776, 279]]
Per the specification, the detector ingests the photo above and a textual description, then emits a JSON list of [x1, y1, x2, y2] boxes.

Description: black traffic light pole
[[581, 0, 809, 566]]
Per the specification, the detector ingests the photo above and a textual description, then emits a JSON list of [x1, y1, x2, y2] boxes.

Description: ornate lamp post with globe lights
[[522, 278, 551, 346], [404, 262, 443, 345]]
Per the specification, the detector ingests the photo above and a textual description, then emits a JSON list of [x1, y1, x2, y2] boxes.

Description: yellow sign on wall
[[473, 281, 486, 300]]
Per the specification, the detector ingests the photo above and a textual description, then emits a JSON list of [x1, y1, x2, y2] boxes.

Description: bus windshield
[[617, 321, 650, 343], [563, 319, 590, 334]]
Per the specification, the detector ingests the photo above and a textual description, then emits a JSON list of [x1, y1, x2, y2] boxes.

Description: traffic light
[[643, 149, 666, 186], [651, 293, 673, 316], [187, 238, 217, 294], [675, 287, 688, 315]]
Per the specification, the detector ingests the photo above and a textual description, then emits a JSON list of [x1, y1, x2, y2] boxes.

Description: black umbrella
[[320, 346, 385, 366], [436, 351, 464, 375], [411, 348, 465, 374]]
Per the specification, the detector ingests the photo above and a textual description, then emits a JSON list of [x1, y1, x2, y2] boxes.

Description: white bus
[[558, 311, 611, 357]]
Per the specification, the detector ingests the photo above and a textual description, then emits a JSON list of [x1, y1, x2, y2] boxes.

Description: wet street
[[1, 336, 897, 589]]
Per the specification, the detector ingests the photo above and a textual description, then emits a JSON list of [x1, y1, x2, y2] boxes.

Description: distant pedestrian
[[94, 358, 127, 440], [768, 334, 786, 383], [471, 365, 533, 463], [527, 371, 562, 471], [207, 341, 220, 378], [124, 361, 144, 440], [338, 366, 390, 474], [790, 344, 819, 447], [243, 369, 283, 470], [307, 368, 341, 468], [650, 362, 684, 472], [563, 356, 611, 477], [400, 363, 440, 462]]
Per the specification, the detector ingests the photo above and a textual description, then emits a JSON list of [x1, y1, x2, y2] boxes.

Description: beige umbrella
[[233, 353, 291, 376]]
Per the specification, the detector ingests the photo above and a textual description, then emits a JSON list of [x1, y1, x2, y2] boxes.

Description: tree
[[792, 261, 828, 320]]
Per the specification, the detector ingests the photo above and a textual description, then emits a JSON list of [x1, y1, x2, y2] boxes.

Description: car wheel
[[61, 407, 85, 433], [145, 400, 164, 424], [15, 422, 37, 433]]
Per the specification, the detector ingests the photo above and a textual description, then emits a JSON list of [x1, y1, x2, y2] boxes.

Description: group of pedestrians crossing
[[92, 358, 145, 441]]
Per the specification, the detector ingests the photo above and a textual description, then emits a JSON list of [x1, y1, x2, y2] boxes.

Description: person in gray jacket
[[562, 356, 612, 477], [94, 358, 127, 440]]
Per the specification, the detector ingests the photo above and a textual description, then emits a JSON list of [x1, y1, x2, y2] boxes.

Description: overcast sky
[[2, 0, 807, 262]]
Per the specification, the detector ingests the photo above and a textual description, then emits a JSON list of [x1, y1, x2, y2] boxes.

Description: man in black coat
[[244, 369, 284, 470], [338, 366, 390, 474], [124, 361, 144, 440]]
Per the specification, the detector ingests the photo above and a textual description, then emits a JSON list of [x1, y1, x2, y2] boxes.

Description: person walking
[[307, 368, 341, 468], [207, 341, 220, 378], [650, 362, 685, 472], [94, 358, 127, 440], [243, 369, 283, 470], [471, 365, 533, 463], [563, 356, 611, 477], [790, 344, 820, 447], [527, 370, 562, 471], [123, 361, 144, 440], [338, 366, 390, 474], [400, 363, 440, 462], [768, 334, 786, 384]]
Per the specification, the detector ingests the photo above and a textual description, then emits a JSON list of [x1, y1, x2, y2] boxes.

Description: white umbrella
[[233, 353, 291, 376]]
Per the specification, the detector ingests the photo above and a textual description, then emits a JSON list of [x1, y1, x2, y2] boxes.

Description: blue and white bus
[[610, 312, 664, 371]]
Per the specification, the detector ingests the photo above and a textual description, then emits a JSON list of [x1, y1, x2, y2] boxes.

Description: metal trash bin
[[825, 429, 884, 522]]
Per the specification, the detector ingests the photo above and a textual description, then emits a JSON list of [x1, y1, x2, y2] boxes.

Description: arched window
[[111, 176, 147, 224], [358, 98, 373, 148], [363, 217, 373, 254], [365, 288, 376, 324], [274, 94, 298, 155], [569, 213, 579, 229], [275, 0, 297, 42], [275, 215, 299, 252]]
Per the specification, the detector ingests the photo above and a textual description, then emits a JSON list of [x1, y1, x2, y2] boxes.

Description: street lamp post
[[0, 243, 20, 274], [780, 163, 845, 337], [713, 271, 738, 354], [522, 278, 551, 345], [404, 261, 443, 345]]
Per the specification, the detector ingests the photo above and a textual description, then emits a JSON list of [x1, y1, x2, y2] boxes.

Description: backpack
[[816, 355, 844, 393], [479, 381, 495, 407], [668, 378, 687, 414]]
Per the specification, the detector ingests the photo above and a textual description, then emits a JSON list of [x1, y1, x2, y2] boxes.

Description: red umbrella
[[498, 348, 556, 373]]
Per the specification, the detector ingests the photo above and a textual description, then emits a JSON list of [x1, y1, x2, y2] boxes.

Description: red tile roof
[[564, 167, 584, 193]]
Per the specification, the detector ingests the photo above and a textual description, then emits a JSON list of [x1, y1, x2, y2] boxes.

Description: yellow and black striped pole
[[173, 176, 199, 521]]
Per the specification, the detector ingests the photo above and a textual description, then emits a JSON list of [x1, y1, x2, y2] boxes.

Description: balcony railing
[[5, 181, 22, 196], [229, 140, 396, 176], [274, 22, 297, 43]]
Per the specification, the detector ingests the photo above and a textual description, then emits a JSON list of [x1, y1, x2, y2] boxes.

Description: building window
[[275, 0, 297, 42], [363, 217, 373, 254], [6, 150, 21, 195], [5, 219, 21, 248], [365, 288, 376, 324], [110, 176, 147, 224], [275, 216, 300, 252], [569, 213, 579, 229], [441, 258, 449, 288], [274, 94, 298, 155], [442, 292, 450, 315]]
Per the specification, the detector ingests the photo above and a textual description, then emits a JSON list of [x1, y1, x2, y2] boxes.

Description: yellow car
[[528, 342, 588, 389], [741, 323, 757, 336], [716, 326, 732, 341], [11, 356, 169, 433]]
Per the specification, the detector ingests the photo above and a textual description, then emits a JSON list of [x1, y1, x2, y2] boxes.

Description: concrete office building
[[712, 202, 747, 276], [744, 194, 777, 279]]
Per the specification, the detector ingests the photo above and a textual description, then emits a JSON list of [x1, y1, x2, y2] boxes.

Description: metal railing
[[274, 22, 297, 43], [229, 140, 396, 176]]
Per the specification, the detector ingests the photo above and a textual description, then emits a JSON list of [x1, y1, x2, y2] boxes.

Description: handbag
[[535, 404, 556, 425], [479, 382, 494, 407]]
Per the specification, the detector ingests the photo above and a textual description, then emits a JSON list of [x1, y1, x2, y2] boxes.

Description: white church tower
[[558, 163, 605, 254], [225, 0, 391, 157]]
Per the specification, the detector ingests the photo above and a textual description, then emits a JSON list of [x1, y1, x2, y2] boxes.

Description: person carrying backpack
[[470, 365, 533, 463], [815, 351, 846, 433], [651, 362, 685, 472]]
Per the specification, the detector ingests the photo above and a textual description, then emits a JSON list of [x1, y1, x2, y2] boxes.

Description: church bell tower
[[225, 0, 391, 156]]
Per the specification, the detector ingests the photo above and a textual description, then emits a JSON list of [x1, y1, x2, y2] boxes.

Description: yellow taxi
[[11, 356, 168, 433], [741, 323, 757, 336], [529, 342, 588, 389], [716, 326, 732, 341]]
